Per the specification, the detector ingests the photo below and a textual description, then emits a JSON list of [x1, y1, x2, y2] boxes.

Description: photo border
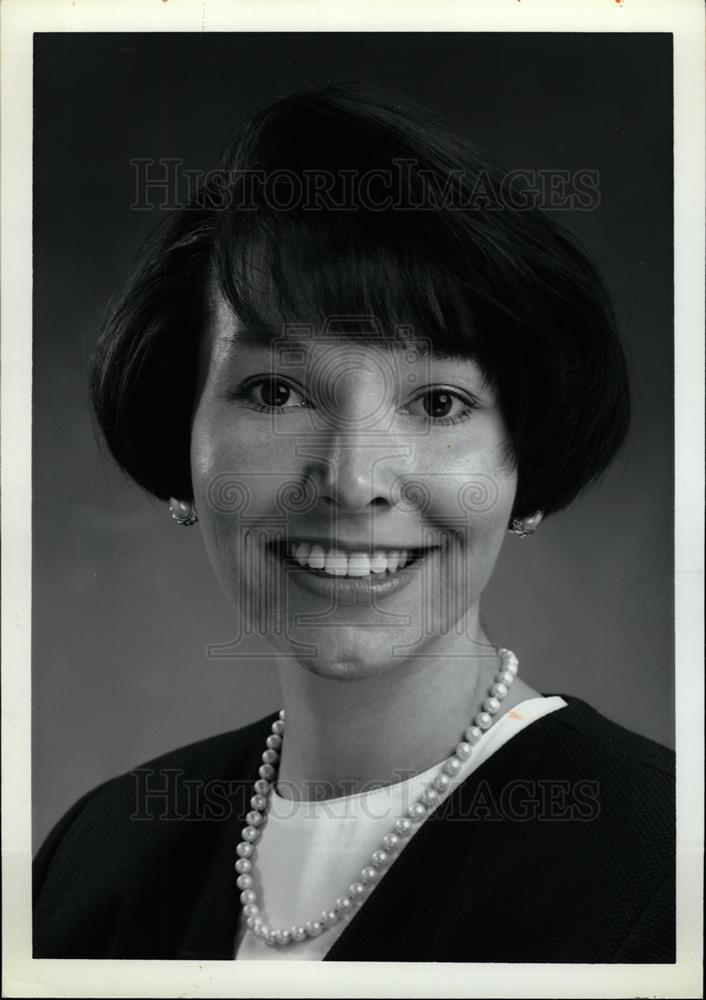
[[2, 1, 703, 997]]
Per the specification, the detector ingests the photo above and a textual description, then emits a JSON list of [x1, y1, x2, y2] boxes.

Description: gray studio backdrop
[[33, 32, 673, 853]]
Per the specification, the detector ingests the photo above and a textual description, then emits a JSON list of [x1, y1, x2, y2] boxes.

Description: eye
[[405, 388, 478, 426], [238, 376, 308, 412]]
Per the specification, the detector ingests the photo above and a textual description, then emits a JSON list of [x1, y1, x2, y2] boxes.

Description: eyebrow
[[219, 325, 277, 350]]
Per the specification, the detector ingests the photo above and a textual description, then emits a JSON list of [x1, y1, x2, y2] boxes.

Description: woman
[[33, 84, 674, 962]]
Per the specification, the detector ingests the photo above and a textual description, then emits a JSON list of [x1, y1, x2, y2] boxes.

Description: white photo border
[[2, 1, 703, 997]]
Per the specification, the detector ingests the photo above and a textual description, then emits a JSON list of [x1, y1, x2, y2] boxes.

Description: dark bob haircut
[[91, 83, 630, 520]]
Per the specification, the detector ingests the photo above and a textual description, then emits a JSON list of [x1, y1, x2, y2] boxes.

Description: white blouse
[[235, 695, 568, 960]]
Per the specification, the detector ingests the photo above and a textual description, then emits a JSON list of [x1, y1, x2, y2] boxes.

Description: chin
[[284, 630, 406, 683], [295, 655, 386, 683]]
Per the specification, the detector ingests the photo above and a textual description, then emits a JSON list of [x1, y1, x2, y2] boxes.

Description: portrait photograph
[[2, 1, 703, 998]]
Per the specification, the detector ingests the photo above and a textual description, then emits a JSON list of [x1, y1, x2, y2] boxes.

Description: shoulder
[[36, 710, 276, 857], [451, 692, 674, 828], [435, 696, 675, 962], [33, 711, 275, 957], [497, 693, 675, 832], [531, 693, 675, 811], [544, 693, 674, 775]]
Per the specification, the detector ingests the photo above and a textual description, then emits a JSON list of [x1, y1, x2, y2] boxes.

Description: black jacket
[[33, 695, 675, 962]]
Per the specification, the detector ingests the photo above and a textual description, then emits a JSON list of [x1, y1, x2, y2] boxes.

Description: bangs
[[212, 206, 483, 361]]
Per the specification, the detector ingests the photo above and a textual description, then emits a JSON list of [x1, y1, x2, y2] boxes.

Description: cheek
[[190, 405, 294, 580], [426, 439, 517, 537], [190, 407, 249, 574], [426, 444, 516, 609], [190, 403, 268, 510]]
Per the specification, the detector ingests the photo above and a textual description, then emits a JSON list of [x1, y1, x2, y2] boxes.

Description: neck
[[273, 615, 537, 801]]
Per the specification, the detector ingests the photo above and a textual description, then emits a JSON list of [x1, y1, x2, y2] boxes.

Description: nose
[[294, 358, 407, 513], [299, 432, 406, 514]]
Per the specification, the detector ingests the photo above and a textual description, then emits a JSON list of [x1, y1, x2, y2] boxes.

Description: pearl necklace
[[236, 647, 520, 948]]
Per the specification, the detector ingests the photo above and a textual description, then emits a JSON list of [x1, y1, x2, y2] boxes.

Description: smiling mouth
[[268, 540, 437, 578]]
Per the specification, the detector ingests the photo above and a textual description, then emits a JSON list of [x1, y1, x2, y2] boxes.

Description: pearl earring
[[168, 497, 199, 526], [509, 511, 543, 538]]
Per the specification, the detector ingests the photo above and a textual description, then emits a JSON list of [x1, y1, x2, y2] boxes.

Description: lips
[[266, 538, 438, 603]]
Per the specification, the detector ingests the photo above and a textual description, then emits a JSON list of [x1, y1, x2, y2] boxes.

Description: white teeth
[[294, 542, 311, 566], [286, 544, 421, 577], [347, 553, 372, 577], [386, 550, 401, 573], [370, 551, 388, 575], [324, 550, 348, 576], [307, 544, 326, 570]]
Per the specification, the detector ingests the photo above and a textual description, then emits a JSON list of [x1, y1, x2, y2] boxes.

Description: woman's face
[[190, 292, 517, 681]]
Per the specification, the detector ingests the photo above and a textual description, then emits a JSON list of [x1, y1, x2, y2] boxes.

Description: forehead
[[205, 286, 478, 370]]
